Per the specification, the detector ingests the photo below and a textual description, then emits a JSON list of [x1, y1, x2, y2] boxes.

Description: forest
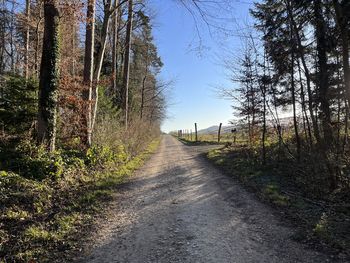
[[0, 0, 349, 262], [177, 0, 350, 259], [0, 0, 167, 261], [209, 0, 350, 196], [224, 0, 350, 188]]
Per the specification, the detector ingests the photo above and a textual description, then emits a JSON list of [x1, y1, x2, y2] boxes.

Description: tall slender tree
[[122, 0, 133, 129], [112, 0, 120, 94], [83, 0, 96, 146], [25, 0, 31, 80]]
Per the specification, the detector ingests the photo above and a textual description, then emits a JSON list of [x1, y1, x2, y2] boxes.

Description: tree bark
[[90, 0, 113, 137], [122, 0, 133, 129], [313, 0, 337, 189], [112, 0, 120, 94], [297, 58, 313, 147], [34, 2, 43, 79], [37, 0, 60, 152], [94, 1, 112, 82], [82, 0, 96, 147], [0, 1, 5, 74], [288, 10, 301, 161], [314, 0, 333, 145], [25, 0, 31, 80], [261, 52, 267, 165], [140, 74, 147, 119]]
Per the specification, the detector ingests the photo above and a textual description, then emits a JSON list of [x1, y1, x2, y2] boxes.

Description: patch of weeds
[[95, 173, 125, 189], [15, 248, 47, 262], [313, 212, 331, 242], [56, 213, 82, 237], [24, 225, 56, 242], [86, 145, 128, 168], [207, 149, 221, 159], [5, 207, 30, 221], [79, 190, 113, 206], [262, 184, 289, 207]]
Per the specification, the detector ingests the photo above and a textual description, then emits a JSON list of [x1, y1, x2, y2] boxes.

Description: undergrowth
[[205, 144, 350, 259], [0, 137, 160, 262]]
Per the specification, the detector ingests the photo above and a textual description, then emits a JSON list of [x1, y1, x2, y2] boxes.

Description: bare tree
[[83, 0, 96, 146], [112, 0, 120, 94], [122, 0, 133, 129]]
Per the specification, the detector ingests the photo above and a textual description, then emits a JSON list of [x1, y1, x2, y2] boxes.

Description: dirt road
[[81, 135, 331, 263]]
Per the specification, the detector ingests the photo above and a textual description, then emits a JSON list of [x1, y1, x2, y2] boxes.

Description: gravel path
[[81, 135, 332, 263]]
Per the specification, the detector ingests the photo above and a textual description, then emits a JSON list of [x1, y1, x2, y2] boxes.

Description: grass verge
[[205, 146, 350, 260], [178, 137, 227, 146], [0, 138, 160, 263]]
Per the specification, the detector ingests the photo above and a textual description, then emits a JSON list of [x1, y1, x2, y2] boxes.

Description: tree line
[[221, 0, 350, 193], [0, 0, 167, 151]]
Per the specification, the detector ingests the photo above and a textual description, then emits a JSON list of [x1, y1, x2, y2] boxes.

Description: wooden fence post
[[195, 123, 198, 142], [218, 123, 222, 142]]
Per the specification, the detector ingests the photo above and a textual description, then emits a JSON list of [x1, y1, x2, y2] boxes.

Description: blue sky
[[149, 0, 255, 132], [13, 0, 255, 133]]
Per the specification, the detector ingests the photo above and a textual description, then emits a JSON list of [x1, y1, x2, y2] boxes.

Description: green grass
[[0, 138, 161, 262], [176, 132, 250, 147], [206, 145, 350, 257]]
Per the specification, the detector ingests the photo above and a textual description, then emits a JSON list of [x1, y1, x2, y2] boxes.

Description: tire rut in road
[[80, 135, 332, 263]]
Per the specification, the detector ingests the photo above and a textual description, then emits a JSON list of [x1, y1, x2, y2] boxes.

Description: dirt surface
[[80, 135, 334, 263]]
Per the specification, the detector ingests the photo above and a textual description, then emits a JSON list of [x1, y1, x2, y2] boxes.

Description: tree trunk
[[122, 0, 133, 129], [94, 1, 112, 82], [262, 77, 267, 165], [37, 0, 60, 152], [112, 0, 120, 94], [262, 91, 267, 164], [218, 123, 222, 142], [289, 17, 301, 161], [25, 0, 31, 80], [297, 58, 313, 147], [0, 1, 5, 74], [82, 0, 96, 147], [34, 3, 43, 79], [9, 1, 15, 73], [285, 0, 321, 144], [314, 0, 333, 145], [71, 22, 76, 76], [291, 53, 300, 161], [333, 0, 350, 107], [343, 101, 349, 151], [314, 0, 337, 189], [90, 0, 114, 137], [140, 74, 147, 119]]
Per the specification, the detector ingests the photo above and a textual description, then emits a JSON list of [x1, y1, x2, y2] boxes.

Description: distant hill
[[197, 116, 294, 135], [198, 125, 236, 135]]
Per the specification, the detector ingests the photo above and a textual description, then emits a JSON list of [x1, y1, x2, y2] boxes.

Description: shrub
[[0, 74, 38, 135], [86, 145, 128, 168]]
